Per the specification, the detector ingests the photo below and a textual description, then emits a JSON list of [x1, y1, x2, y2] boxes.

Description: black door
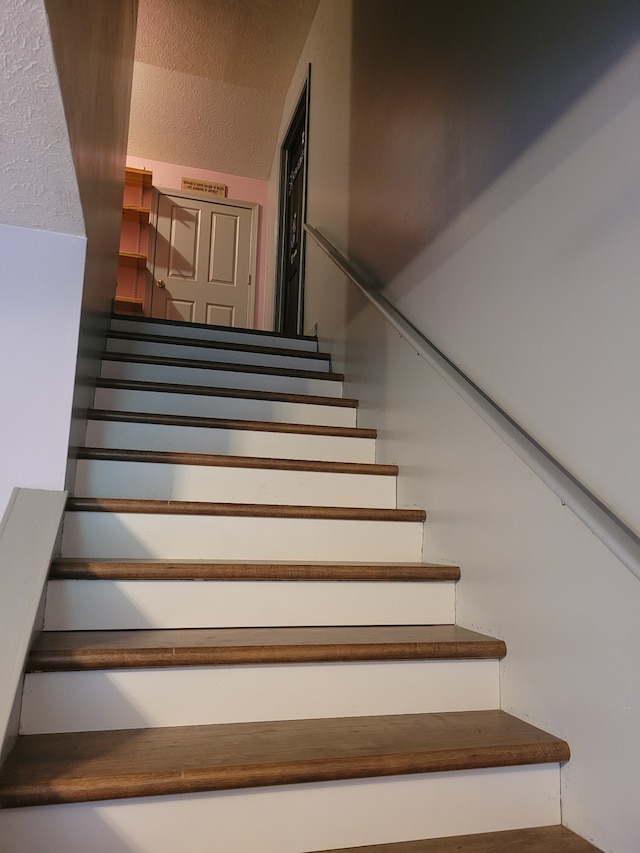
[[276, 75, 309, 335]]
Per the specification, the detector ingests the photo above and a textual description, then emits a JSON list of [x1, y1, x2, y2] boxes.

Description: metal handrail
[[305, 223, 640, 583]]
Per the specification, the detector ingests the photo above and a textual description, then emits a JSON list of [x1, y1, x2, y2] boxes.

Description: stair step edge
[[74, 448, 398, 476], [49, 560, 460, 581], [104, 350, 343, 381], [0, 710, 570, 808], [87, 409, 377, 438], [96, 377, 358, 407], [108, 329, 331, 361], [311, 825, 603, 852], [65, 498, 426, 522], [28, 626, 506, 671], [110, 313, 318, 345]]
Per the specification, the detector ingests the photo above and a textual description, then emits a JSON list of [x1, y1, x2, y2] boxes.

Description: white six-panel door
[[151, 189, 258, 327]]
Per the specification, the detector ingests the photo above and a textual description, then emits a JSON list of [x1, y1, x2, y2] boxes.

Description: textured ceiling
[[0, 0, 84, 234], [127, 0, 320, 180]]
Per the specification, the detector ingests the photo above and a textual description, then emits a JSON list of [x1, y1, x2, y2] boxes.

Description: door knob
[[155, 279, 166, 288]]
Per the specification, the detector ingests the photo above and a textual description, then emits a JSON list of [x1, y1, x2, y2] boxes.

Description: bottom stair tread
[[313, 825, 602, 851], [0, 710, 569, 808]]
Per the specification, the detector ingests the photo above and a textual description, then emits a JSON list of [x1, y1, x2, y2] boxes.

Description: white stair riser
[[60, 514, 424, 562], [101, 359, 343, 398], [22, 660, 499, 734], [109, 318, 319, 352], [85, 419, 376, 463], [106, 337, 330, 372], [43, 580, 454, 630], [93, 387, 356, 427], [74, 460, 396, 508], [0, 765, 562, 853]]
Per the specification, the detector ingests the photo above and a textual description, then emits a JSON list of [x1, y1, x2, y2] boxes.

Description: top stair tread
[[0, 710, 569, 808], [28, 624, 506, 670], [312, 826, 602, 852], [103, 350, 343, 382], [108, 329, 330, 362]]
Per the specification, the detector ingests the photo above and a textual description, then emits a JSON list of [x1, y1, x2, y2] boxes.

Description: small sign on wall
[[181, 177, 227, 197]]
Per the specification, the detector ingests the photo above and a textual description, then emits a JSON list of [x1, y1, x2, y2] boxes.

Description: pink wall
[[127, 156, 270, 329]]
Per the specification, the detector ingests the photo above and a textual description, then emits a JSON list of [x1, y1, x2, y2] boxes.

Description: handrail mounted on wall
[[305, 223, 640, 584]]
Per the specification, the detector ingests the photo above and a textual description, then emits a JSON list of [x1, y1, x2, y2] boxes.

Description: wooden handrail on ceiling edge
[[305, 223, 640, 583]]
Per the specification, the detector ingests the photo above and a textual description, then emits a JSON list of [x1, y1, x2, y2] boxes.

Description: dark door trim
[[274, 66, 311, 335]]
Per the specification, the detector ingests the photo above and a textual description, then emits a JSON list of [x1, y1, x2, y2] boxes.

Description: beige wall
[[288, 1, 640, 849], [44, 0, 138, 485], [266, 0, 352, 351]]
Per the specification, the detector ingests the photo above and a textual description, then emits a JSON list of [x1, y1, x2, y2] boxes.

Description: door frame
[[147, 187, 259, 327], [274, 66, 311, 335]]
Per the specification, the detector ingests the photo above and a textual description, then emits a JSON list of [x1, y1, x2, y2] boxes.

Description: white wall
[[331, 296, 640, 851], [377, 46, 640, 850], [0, 225, 86, 516], [0, 1, 137, 520], [265, 0, 352, 352], [0, 0, 87, 520], [387, 44, 640, 541], [3, 0, 138, 495], [294, 4, 640, 850], [0, 6, 137, 769]]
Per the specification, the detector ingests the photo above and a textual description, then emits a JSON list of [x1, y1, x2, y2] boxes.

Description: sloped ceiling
[[127, 0, 320, 180]]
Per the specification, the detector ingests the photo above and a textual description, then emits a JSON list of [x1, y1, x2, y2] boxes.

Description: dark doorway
[[275, 70, 310, 335]]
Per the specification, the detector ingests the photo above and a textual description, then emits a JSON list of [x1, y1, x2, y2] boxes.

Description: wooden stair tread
[[0, 710, 569, 808], [103, 350, 343, 381], [111, 312, 317, 343], [88, 408, 377, 438], [75, 447, 398, 476], [108, 329, 331, 362], [97, 376, 358, 407], [28, 625, 505, 670], [49, 559, 460, 581], [66, 497, 426, 522], [313, 826, 602, 852]]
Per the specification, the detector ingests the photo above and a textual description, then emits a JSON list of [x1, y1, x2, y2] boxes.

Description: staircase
[[0, 315, 600, 852]]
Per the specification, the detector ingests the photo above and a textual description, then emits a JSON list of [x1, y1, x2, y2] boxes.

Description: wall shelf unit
[[115, 167, 153, 314]]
